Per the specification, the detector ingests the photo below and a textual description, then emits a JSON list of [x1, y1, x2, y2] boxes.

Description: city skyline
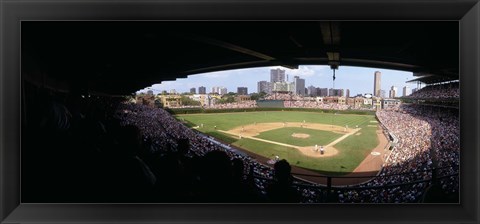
[[138, 65, 417, 96]]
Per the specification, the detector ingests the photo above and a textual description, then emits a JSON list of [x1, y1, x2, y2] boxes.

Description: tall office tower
[[147, 90, 154, 95], [318, 88, 328, 97], [237, 87, 248, 95], [389, 86, 397, 98], [293, 76, 306, 96], [211, 86, 220, 94], [268, 82, 273, 93], [374, 71, 382, 97], [220, 87, 228, 95], [198, 86, 206, 94], [270, 68, 286, 83], [402, 86, 411, 96], [257, 81, 270, 94], [380, 90, 386, 98], [190, 88, 196, 94], [307, 85, 317, 96], [346, 89, 350, 98], [329, 88, 343, 97]]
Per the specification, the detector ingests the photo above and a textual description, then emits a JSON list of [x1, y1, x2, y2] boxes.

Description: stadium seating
[[22, 89, 459, 203]]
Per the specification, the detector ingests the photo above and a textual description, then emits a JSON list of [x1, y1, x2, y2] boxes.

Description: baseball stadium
[[177, 109, 386, 182], [19, 21, 460, 204]]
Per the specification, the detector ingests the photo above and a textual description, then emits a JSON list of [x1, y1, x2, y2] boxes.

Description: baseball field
[[176, 111, 385, 176]]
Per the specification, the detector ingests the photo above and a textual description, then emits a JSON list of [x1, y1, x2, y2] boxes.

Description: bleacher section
[[256, 100, 285, 108]]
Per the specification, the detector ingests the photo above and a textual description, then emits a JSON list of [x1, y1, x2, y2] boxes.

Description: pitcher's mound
[[292, 133, 310, 139]]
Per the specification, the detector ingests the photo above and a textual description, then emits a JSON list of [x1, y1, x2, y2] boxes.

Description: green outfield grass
[[256, 127, 343, 147], [177, 111, 379, 175]]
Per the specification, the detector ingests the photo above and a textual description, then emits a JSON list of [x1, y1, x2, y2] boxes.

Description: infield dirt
[[223, 124, 389, 186], [220, 122, 360, 158]]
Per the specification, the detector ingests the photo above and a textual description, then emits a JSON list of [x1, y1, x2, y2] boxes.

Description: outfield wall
[[167, 107, 376, 116], [256, 100, 285, 108]]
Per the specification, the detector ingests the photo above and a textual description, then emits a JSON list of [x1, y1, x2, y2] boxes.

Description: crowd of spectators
[[284, 100, 352, 110], [24, 90, 306, 202], [116, 102, 325, 202], [333, 104, 459, 203], [113, 102, 459, 203], [264, 92, 371, 111], [23, 86, 459, 203], [264, 92, 303, 101], [205, 100, 257, 109], [407, 82, 459, 99]]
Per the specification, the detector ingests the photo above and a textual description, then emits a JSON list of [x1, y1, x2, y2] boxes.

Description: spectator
[[266, 159, 301, 202]]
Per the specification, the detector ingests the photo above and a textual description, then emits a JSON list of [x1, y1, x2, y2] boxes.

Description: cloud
[[268, 65, 330, 79], [288, 66, 316, 78]]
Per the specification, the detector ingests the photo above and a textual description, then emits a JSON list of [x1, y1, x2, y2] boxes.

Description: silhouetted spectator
[[266, 159, 301, 203], [229, 158, 265, 202], [197, 150, 234, 202], [104, 125, 156, 202]]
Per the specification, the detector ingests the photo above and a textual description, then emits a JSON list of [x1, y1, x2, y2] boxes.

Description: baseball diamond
[[178, 110, 390, 184]]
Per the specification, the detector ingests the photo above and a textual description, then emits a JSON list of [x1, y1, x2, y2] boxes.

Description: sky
[[138, 65, 418, 97]]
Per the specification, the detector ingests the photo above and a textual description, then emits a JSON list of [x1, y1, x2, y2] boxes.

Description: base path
[[290, 127, 390, 186], [325, 128, 361, 147], [220, 122, 360, 158], [218, 123, 390, 186]]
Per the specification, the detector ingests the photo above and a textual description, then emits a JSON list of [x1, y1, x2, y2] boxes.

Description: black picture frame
[[1, 0, 479, 223]]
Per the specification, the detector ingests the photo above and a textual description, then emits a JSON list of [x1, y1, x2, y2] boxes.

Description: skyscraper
[[190, 88, 196, 94], [198, 86, 206, 94], [257, 81, 270, 94], [402, 86, 411, 97], [374, 71, 381, 97], [220, 87, 227, 95], [328, 88, 343, 97], [270, 68, 286, 83], [318, 88, 328, 97], [307, 85, 317, 96], [211, 86, 220, 94], [293, 76, 306, 96], [380, 90, 386, 98], [237, 87, 248, 95], [389, 86, 397, 98]]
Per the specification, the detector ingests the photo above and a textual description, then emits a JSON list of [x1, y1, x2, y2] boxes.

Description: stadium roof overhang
[[407, 74, 459, 84], [22, 21, 459, 95]]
